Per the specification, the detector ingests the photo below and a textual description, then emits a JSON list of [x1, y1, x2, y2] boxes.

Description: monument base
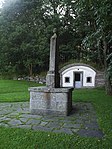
[[28, 87, 72, 116], [46, 71, 60, 88]]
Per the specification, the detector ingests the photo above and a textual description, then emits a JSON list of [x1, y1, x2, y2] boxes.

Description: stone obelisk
[[29, 28, 72, 116], [46, 28, 60, 88]]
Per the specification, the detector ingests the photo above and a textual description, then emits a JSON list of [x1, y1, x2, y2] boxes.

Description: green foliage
[[0, 0, 49, 76], [0, 0, 111, 92], [0, 0, 108, 77]]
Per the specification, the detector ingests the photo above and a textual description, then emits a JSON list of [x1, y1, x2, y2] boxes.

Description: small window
[[86, 77, 92, 83], [65, 77, 70, 83]]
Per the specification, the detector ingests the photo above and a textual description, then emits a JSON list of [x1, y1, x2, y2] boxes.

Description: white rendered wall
[[61, 66, 96, 88]]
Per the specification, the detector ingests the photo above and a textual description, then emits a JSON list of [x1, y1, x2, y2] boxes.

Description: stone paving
[[0, 102, 104, 138]]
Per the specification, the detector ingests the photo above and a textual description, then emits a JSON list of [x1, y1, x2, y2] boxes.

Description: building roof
[[59, 63, 98, 73]]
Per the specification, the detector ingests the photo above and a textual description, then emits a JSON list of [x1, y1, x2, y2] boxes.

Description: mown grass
[[0, 127, 111, 149], [0, 80, 44, 102], [0, 80, 112, 148], [73, 88, 112, 138], [75, 88, 112, 148]]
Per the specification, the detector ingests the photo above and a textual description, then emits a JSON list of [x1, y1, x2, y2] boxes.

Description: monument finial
[[53, 28, 57, 34]]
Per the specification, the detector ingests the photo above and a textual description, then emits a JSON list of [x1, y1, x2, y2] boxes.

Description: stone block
[[29, 87, 72, 116]]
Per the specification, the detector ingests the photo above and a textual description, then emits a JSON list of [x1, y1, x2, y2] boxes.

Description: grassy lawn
[[0, 80, 112, 148], [73, 88, 112, 146], [0, 80, 44, 102]]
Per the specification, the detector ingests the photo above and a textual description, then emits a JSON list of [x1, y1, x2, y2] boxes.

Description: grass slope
[[0, 80, 112, 148]]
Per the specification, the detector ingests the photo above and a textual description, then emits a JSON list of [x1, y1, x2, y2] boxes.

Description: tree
[[106, 53, 112, 95], [73, 0, 112, 94], [0, 0, 111, 95], [0, 0, 49, 76]]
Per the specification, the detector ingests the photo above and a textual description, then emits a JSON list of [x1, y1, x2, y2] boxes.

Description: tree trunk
[[103, 37, 112, 95], [29, 63, 33, 76], [106, 77, 112, 95], [97, 40, 104, 67]]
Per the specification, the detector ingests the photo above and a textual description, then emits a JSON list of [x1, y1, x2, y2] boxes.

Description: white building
[[59, 63, 105, 88]]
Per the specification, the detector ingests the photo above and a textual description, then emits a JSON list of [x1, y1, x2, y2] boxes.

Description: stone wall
[[17, 76, 46, 84], [95, 71, 105, 87]]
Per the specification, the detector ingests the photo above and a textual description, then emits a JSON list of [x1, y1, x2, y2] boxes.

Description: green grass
[[73, 88, 112, 144], [0, 80, 44, 102], [0, 80, 112, 148], [0, 127, 111, 149]]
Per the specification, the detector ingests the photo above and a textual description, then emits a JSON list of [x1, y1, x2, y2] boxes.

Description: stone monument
[[29, 29, 72, 116], [46, 28, 60, 88]]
